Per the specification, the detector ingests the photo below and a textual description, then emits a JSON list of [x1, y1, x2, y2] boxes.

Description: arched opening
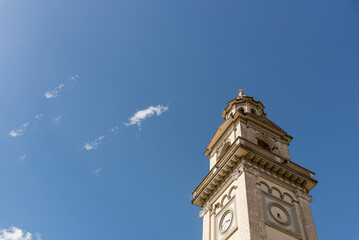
[[257, 139, 271, 151], [219, 142, 231, 159], [251, 108, 257, 114], [255, 134, 277, 152], [238, 107, 244, 113]]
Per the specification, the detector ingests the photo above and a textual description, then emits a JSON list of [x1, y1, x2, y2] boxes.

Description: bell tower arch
[[192, 90, 318, 240]]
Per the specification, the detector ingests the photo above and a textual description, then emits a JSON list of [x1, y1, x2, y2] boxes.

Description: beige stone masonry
[[192, 93, 319, 240]]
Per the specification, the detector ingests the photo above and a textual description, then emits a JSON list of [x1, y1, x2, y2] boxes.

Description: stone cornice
[[192, 137, 317, 207]]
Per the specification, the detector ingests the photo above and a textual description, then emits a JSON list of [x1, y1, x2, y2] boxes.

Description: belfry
[[191, 91, 318, 240]]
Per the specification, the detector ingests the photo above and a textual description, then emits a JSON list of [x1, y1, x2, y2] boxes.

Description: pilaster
[[200, 205, 210, 240], [296, 190, 319, 240]]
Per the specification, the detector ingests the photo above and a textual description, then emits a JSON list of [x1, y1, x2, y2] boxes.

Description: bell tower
[[192, 90, 318, 240]]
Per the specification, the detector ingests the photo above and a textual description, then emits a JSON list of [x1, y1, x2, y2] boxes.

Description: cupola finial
[[237, 89, 244, 98]]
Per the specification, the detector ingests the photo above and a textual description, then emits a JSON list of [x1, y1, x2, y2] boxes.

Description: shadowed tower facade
[[191, 90, 319, 240]]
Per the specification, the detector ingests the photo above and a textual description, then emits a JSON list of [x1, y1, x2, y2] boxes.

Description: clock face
[[219, 210, 233, 233]]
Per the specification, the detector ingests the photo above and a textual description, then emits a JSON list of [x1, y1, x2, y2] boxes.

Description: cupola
[[222, 89, 266, 119]]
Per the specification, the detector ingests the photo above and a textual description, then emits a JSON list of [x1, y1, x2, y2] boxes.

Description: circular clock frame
[[268, 202, 291, 226], [219, 210, 233, 234]]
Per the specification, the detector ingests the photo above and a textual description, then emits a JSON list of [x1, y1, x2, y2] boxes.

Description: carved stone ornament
[[231, 169, 242, 180], [238, 160, 246, 172], [246, 166, 260, 177], [240, 161, 260, 177], [211, 203, 221, 216], [295, 189, 313, 202], [199, 203, 212, 218], [199, 206, 208, 218]]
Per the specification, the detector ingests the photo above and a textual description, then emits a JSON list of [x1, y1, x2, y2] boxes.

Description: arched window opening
[[251, 108, 257, 114], [238, 107, 244, 113], [258, 139, 271, 151], [219, 142, 231, 159]]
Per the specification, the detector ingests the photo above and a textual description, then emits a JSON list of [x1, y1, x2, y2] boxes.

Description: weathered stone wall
[[266, 225, 298, 240], [245, 172, 268, 240]]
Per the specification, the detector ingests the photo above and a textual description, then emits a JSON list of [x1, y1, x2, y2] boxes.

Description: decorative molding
[[211, 203, 221, 216], [231, 168, 242, 180], [257, 181, 271, 193], [199, 202, 213, 218], [309, 173, 315, 180], [220, 194, 228, 208], [283, 192, 296, 204], [228, 185, 238, 200], [212, 127, 235, 156], [199, 206, 208, 218], [205, 161, 241, 207], [257, 181, 298, 204], [271, 187, 284, 199], [257, 169, 299, 193], [192, 137, 317, 207], [295, 189, 313, 202], [246, 166, 260, 177], [240, 160, 260, 177], [209, 183, 238, 216], [262, 191, 301, 238]]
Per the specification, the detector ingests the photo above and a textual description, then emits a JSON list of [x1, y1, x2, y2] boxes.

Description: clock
[[219, 210, 233, 233]]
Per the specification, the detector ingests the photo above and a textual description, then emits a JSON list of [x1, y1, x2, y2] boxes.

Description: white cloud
[[0, 226, 41, 240], [70, 74, 79, 80], [83, 136, 105, 150], [125, 105, 169, 127], [9, 122, 30, 137], [43, 83, 65, 99], [17, 155, 26, 163], [110, 126, 119, 132], [34, 114, 43, 119], [52, 116, 62, 126], [92, 168, 102, 177], [34, 233, 41, 240]]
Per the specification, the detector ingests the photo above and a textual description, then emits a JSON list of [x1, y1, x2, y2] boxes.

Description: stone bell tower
[[191, 90, 318, 240]]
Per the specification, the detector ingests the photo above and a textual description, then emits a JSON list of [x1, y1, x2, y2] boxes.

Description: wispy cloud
[[70, 74, 79, 81], [52, 116, 62, 126], [83, 136, 105, 150], [17, 154, 26, 163], [125, 105, 169, 128], [34, 233, 41, 240], [43, 83, 65, 99], [0, 226, 41, 240], [34, 113, 43, 119], [110, 126, 119, 132], [9, 122, 30, 137], [92, 168, 102, 177], [43, 74, 79, 99]]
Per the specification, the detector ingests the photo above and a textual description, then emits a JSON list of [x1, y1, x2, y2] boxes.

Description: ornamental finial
[[237, 89, 243, 98]]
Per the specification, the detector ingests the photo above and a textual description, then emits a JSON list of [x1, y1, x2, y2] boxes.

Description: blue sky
[[0, 0, 358, 239]]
